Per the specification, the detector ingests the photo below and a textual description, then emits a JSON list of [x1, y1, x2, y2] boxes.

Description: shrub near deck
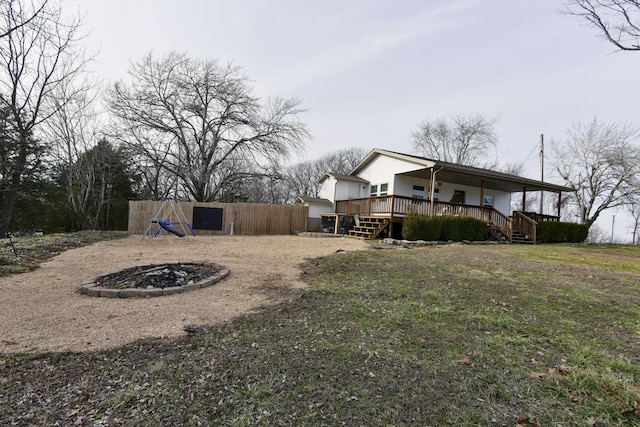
[[536, 221, 589, 243], [403, 213, 487, 241]]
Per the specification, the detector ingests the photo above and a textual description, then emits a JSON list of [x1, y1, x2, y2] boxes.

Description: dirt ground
[[0, 234, 368, 354]]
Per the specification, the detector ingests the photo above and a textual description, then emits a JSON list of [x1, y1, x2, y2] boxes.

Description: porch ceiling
[[399, 166, 573, 194]]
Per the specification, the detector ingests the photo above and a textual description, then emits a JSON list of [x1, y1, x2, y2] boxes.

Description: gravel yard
[[0, 234, 368, 354]]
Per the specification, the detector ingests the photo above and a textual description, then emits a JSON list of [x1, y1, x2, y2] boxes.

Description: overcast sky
[[66, 0, 638, 241]]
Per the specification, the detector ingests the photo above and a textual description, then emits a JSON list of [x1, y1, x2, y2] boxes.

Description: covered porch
[[319, 150, 574, 242]]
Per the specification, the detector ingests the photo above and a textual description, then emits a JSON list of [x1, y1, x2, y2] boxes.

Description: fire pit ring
[[79, 262, 230, 298]]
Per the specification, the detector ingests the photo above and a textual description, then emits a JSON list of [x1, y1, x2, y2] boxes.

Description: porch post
[[479, 179, 485, 220], [557, 192, 562, 219], [428, 168, 435, 217], [389, 194, 396, 237], [521, 187, 527, 212]]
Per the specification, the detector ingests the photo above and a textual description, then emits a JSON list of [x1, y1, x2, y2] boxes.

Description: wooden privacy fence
[[128, 201, 309, 236]]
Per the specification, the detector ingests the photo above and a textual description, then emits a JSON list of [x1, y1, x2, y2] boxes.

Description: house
[[316, 149, 574, 242]]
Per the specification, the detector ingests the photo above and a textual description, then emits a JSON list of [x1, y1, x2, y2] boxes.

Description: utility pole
[[611, 214, 615, 244], [539, 134, 544, 215]]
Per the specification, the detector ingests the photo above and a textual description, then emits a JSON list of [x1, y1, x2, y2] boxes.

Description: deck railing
[[336, 195, 426, 216], [520, 211, 559, 223], [335, 195, 513, 237], [334, 196, 562, 243]]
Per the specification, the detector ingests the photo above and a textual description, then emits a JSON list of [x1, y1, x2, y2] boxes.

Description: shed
[[294, 197, 334, 232]]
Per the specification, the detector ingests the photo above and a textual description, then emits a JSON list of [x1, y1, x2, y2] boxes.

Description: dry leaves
[[491, 298, 509, 312], [455, 357, 471, 365], [516, 416, 541, 427], [529, 367, 564, 380], [623, 400, 640, 417]]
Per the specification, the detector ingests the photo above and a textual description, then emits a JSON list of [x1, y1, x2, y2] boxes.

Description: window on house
[[483, 194, 494, 207], [433, 188, 439, 201], [450, 190, 465, 204], [370, 183, 389, 196], [412, 185, 425, 199]]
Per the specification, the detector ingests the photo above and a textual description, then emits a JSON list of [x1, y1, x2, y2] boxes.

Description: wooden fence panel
[[128, 201, 308, 236]]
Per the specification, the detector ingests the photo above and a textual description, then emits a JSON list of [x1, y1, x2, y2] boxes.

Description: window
[[450, 190, 465, 204], [370, 183, 388, 196], [412, 185, 425, 199], [483, 194, 494, 207]]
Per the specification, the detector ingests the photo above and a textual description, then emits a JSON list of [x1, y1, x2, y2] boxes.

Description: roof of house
[[350, 148, 574, 194], [319, 172, 369, 184], [351, 149, 436, 175], [294, 196, 333, 205]]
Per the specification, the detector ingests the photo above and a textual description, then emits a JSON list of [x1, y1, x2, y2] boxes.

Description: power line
[[514, 141, 540, 174]]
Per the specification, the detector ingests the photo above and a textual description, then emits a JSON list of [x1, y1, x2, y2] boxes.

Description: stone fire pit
[[79, 262, 230, 298]]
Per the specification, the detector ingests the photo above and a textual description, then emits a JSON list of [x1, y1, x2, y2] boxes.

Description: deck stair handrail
[[348, 216, 390, 239], [512, 211, 537, 243]]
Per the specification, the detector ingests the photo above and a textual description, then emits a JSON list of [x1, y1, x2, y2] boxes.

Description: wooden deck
[[333, 195, 559, 242]]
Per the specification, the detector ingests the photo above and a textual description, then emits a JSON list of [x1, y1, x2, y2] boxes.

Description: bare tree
[[285, 147, 367, 201], [44, 80, 100, 230], [317, 147, 368, 175], [0, 0, 90, 225], [411, 113, 499, 167], [107, 52, 309, 202], [586, 223, 609, 243], [286, 160, 326, 199], [0, 0, 47, 39], [564, 0, 640, 51], [500, 162, 539, 213], [552, 117, 640, 228]]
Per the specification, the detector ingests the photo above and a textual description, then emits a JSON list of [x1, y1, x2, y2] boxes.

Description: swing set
[[142, 197, 196, 239]]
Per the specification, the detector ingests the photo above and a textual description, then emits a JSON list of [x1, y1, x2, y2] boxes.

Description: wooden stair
[[511, 230, 535, 244], [347, 216, 390, 239], [487, 223, 535, 244]]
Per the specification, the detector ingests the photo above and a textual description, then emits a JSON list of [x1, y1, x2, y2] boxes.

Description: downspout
[[429, 166, 444, 217]]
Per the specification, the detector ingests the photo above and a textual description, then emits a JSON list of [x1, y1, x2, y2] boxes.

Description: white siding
[[357, 155, 428, 195], [318, 176, 337, 202], [336, 181, 364, 200], [493, 192, 511, 214], [308, 203, 332, 218], [436, 183, 511, 213], [318, 176, 366, 204], [394, 175, 430, 198]]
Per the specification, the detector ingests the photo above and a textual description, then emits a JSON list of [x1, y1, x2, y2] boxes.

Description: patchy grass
[[1, 242, 640, 426], [0, 230, 127, 276], [505, 244, 640, 275]]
